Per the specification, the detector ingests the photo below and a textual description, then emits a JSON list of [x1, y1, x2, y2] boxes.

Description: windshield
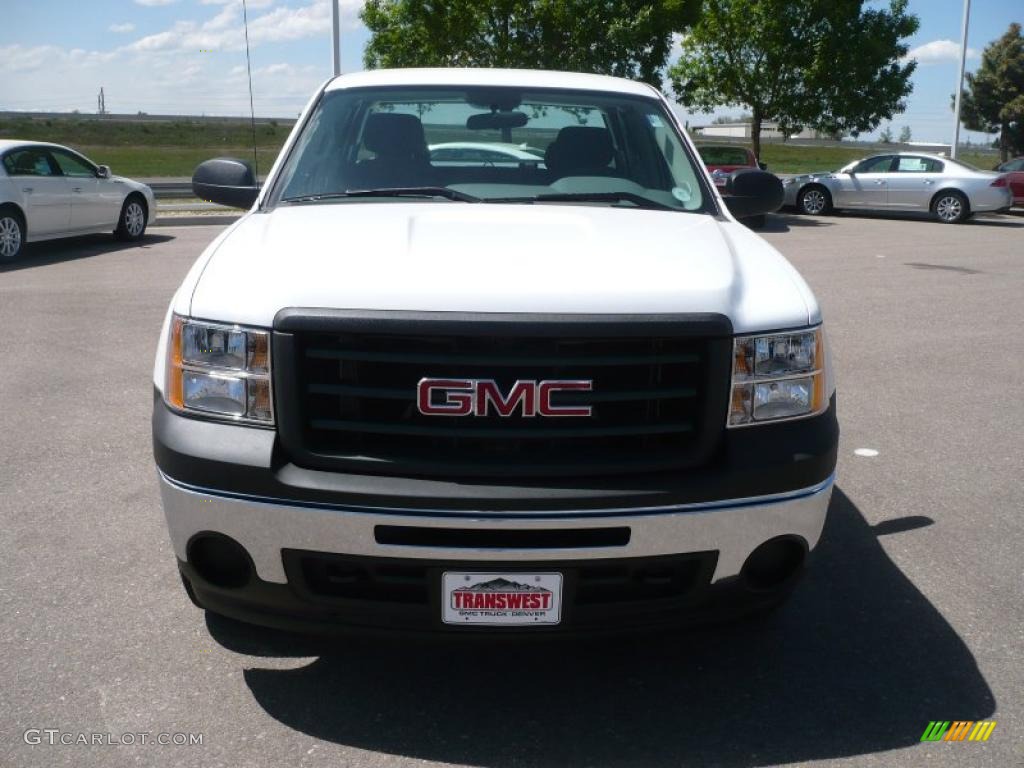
[[270, 86, 711, 213]]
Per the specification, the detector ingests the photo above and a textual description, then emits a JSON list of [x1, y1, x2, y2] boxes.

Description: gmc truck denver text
[[153, 69, 838, 634]]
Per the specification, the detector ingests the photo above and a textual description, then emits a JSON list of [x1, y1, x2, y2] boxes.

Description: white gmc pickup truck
[[153, 68, 837, 634]]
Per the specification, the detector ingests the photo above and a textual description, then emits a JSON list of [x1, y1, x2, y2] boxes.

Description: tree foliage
[[899, 125, 911, 143], [669, 0, 918, 158], [959, 23, 1024, 160], [360, 0, 702, 88]]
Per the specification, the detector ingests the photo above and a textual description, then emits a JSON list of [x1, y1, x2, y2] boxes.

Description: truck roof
[[324, 68, 660, 99]]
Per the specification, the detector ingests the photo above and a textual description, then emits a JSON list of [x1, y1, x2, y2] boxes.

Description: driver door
[[832, 155, 894, 209], [50, 148, 112, 230]]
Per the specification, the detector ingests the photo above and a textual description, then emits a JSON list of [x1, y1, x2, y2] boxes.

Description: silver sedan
[[783, 152, 1013, 223]]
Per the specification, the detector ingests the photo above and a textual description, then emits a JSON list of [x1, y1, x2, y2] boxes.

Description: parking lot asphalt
[[1, 211, 1022, 768]]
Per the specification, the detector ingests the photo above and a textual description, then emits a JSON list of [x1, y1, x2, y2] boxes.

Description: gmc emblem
[[417, 378, 593, 417]]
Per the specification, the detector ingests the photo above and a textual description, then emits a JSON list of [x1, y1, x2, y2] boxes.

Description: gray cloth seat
[[348, 113, 436, 189], [544, 127, 617, 179]]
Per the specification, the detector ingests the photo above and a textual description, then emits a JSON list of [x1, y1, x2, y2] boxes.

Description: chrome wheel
[[801, 189, 827, 215], [0, 215, 22, 260], [125, 201, 146, 237], [935, 195, 964, 223]]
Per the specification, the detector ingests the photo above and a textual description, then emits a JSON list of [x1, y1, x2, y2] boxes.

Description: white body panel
[[186, 204, 815, 330]]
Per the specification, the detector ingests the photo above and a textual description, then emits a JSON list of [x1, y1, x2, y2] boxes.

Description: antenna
[[241, 0, 259, 183]]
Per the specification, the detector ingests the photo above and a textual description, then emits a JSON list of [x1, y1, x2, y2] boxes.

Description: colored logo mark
[[920, 721, 996, 742]]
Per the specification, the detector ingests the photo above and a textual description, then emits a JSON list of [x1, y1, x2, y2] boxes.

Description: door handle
[[874, 180, 886, 185], [22, 187, 33, 193], [923, 180, 934, 185], [72, 187, 82, 193]]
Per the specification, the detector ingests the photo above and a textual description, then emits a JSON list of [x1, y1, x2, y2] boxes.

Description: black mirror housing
[[723, 169, 783, 219], [467, 111, 529, 131], [192, 157, 259, 209], [96, 165, 111, 179]]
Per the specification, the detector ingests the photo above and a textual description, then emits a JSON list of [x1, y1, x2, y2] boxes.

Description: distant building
[[693, 121, 830, 141]]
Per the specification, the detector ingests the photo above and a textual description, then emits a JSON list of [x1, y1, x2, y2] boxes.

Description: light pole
[[951, 0, 971, 159], [331, 0, 341, 77]]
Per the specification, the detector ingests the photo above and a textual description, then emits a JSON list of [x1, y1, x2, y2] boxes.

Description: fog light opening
[[187, 533, 253, 589], [741, 536, 807, 592]]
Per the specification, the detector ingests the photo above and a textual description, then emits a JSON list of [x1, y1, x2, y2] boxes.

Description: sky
[[0, 0, 1019, 145]]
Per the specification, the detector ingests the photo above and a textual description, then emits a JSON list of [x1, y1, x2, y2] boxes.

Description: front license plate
[[442, 572, 563, 626]]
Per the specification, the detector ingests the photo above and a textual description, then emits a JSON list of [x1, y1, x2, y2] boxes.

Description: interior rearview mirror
[[192, 157, 259, 209], [467, 111, 529, 131], [723, 169, 784, 219], [96, 165, 111, 179]]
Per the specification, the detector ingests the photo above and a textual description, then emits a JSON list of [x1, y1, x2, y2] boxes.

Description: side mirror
[[192, 157, 259, 209], [757, 161, 768, 171], [96, 165, 111, 179], [723, 169, 783, 219]]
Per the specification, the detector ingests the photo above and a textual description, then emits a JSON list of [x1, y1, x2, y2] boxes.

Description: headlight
[[728, 326, 826, 427], [165, 315, 273, 425]]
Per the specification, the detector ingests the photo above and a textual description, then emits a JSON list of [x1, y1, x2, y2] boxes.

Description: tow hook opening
[[741, 536, 807, 592], [187, 532, 253, 589]]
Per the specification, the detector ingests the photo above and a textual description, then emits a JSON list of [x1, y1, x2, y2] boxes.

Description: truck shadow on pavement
[[0, 233, 173, 273], [207, 487, 995, 767]]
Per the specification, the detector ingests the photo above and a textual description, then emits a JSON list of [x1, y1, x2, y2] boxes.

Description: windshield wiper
[[488, 191, 676, 211], [282, 187, 482, 203]]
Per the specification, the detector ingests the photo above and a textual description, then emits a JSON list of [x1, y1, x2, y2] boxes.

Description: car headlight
[[728, 326, 827, 427], [165, 315, 273, 425]]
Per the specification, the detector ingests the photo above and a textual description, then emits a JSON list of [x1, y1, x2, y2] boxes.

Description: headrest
[[363, 113, 427, 157], [545, 127, 614, 175]]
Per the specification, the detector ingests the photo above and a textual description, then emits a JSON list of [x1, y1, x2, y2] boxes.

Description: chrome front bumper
[[159, 471, 834, 585]]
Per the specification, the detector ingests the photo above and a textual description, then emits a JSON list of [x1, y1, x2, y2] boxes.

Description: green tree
[[361, 0, 701, 88], [669, 0, 918, 159], [879, 125, 894, 143], [959, 23, 1024, 161], [899, 125, 911, 143]]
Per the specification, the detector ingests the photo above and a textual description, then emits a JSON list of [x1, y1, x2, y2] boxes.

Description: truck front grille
[[274, 312, 731, 479]]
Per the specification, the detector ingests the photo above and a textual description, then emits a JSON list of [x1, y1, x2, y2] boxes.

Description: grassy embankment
[[0, 115, 287, 177], [0, 114, 1000, 177]]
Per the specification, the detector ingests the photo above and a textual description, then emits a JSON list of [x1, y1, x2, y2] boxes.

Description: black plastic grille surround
[[273, 311, 732, 479], [281, 549, 720, 631]]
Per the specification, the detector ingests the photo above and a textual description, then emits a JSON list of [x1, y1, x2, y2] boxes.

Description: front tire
[[115, 195, 148, 241], [0, 207, 25, 262], [797, 185, 832, 216], [931, 191, 969, 224]]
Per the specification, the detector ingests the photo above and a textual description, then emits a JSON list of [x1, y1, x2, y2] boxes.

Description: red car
[[697, 144, 770, 227], [697, 144, 766, 190], [994, 157, 1024, 206]]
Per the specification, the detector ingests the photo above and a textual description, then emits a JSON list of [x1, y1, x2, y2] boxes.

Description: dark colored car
[[994, 157, 1024, 206]]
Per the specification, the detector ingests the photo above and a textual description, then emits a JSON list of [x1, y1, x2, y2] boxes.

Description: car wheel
[[932, 191, 969, 223], [797, 185, 832, 215], [115, 195, 148, 241], [0, 208, 25, 262]]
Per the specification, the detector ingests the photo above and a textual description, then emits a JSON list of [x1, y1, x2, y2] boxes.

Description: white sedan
[[0, 140, 156, 261]]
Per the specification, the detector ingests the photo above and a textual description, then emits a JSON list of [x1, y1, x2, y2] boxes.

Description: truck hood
[[187, 203, 816, 333]]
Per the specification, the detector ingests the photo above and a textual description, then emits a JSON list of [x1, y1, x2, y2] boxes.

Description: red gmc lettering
[[538, 381, 593, 417], [418, 379, 593, 418], [417, 378, 474, 415], [475, 380, 536, 417]]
